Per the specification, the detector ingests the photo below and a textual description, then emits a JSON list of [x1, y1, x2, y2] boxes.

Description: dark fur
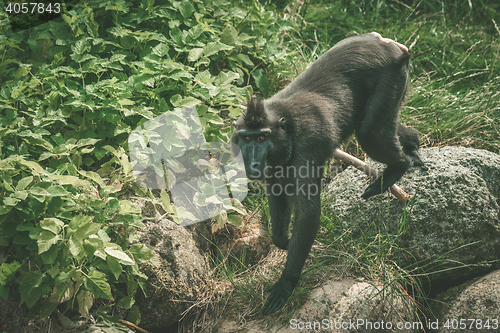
[[231, 33, 426, 314]]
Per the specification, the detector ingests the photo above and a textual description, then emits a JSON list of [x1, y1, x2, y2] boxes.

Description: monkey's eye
[[258, 136, 266, 141], [245, 136, 252, 141]]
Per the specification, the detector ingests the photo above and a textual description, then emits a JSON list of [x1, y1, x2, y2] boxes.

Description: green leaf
[[84, 270, 112, 300], [73, 222, 102, 241], [0, 261, 21, 285], [170, 95, 201, 108], [160, 190, 175, 214], [105, 247, 135, 266], [78, 170, 103, 186], [126, 305, 141, 325], [38, 298, 59, 319], [29, 186, 51, 197], [19, 271, 44, 307], [236, 53, 254, 67], [68, 237, 82, 257], [117, 295, 134, 309], [227, 214, 243, 226], [252, 69, 269, 95], [69, 215, 93, 229], [16, 176, 33, 191], [37, 231, 60, 254], [0, 285, 9, 301], [129, 244, 155, 264], [55, 268, 76, 299], [0, 206, 12, 215], [220, 26, 237, 45], [169, 26, 184, 46], [40, 218, 64, 234], [152, 43, 169, 57], [106, 256, 122, 280], [119, 200, 141, 214], [56, 310, 78, 330], [188, 48, 204, 62], [178, 1, 195, 18], [40, 243, 59, 264], [77, 289, 93, 317], [203, 42, 233, 58], [175, 206, 197, 222]]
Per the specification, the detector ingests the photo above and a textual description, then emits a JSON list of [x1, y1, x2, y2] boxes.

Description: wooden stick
[[332, 149, 411, 204]]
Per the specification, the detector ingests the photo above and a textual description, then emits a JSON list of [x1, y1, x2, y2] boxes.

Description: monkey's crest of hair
[[243, 98, 267, 128]]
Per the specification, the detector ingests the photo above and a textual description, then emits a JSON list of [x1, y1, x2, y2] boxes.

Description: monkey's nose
[[246, 162, 263, 180]]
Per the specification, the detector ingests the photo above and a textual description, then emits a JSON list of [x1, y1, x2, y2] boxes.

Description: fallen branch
[[332, 149, 411, 204]]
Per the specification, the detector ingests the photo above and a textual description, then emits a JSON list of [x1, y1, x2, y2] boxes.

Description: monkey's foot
[[263, 278, 295, 314], [362, 166, 407, 199], [361, 178, 385, 199]]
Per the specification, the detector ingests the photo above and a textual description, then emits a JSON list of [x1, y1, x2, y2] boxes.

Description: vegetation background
[[0, 0, 498, 331]]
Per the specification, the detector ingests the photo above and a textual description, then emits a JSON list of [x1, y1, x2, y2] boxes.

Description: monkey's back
[[266, 32, 410, 149]]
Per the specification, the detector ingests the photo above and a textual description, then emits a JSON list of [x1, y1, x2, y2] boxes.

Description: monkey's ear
[[279, 117, 287, 130], [232, 120, 237, 128]]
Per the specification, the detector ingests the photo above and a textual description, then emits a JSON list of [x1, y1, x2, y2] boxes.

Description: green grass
[[271, 0, 500, 154]]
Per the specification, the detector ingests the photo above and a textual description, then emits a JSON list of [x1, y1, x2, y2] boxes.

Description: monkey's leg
[[357, 88, 411, 199], [268, 190, 292, 250], [263, 190, 321, 314], [358, 124, 411, 199]]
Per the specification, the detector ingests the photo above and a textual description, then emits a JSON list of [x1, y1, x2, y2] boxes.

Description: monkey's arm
[[332, 149, 412, 203], [263, 185, 321, 314]]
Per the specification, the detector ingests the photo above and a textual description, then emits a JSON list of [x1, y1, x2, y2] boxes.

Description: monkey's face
[[231, 116, 289, 181], [232, 126, 272, 181]]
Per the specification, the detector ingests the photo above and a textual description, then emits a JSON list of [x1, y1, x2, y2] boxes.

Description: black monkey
[[231, 32, 426, 314]]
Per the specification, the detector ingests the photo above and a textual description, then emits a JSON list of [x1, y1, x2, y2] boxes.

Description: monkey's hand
[[263, 278, 295, 314]]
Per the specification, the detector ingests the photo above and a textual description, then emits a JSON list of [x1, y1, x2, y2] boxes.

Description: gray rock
[[134, 217, 210, 329], [324, 146, 500, 284], [434, 269, 500, 332], [216, 279, 418, 333]]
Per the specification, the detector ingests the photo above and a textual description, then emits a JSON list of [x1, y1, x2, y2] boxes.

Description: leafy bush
[[0, 0, 292, 323]]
